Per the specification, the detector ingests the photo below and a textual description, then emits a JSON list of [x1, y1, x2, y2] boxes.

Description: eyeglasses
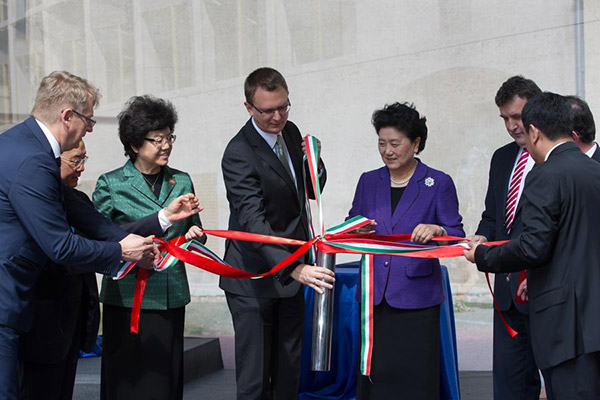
[[144, 134, 177, 147], [72, 110, 97, 128], [249, 99, 291, 117], [61, 155, 89, 169]]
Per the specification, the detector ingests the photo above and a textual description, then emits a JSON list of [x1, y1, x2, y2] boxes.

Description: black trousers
[[18, 308, 83, 400], [226, 289, 304, 400], [543, 351, 600, 400], [493, 304, 541, 400], [100, 304, 185, 400], [357, 301, 440, 400]]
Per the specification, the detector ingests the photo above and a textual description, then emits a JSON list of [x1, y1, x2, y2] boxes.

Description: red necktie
[[504, 148, 530, 294], [504, 148, 529, 233]]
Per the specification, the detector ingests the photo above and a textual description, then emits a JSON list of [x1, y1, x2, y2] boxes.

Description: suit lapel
[[25, 117, 55, 156], [158, 166, 177, 205], [24, 117, 64, 206], [376, 168, 393, 233], [243, 120, 299, 199], [391, 161, 426, 230], [123, 160, 164, 207]]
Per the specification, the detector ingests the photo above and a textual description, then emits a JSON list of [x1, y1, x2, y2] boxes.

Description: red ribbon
[[128, 230, 517, 336], [128, 235, 318, 333], [130, 268, 148, 334]]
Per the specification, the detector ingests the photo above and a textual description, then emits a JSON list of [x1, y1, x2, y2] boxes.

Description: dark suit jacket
[[0, 117, 126, 332], [475, 142, 600, 369], [347, 162, 464, 308], [591, 144, 600, 162], [19, 188, 163, 364], [219, 119, 326, 298], [475, 141, 529, 313]]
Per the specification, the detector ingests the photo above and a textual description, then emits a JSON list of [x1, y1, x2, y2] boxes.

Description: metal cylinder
[[311, 251, 336, 371]]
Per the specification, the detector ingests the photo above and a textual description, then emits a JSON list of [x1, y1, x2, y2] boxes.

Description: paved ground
[[184, 295, 495, 371], [75, 298, 497, 399]]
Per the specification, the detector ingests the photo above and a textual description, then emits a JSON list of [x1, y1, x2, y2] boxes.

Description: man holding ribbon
[[220, 67, 332, 399], [18, 140, 201, 400], [468, 76, 544, 400], [0, 71, 158, 400], [465, 92, 600, 399]]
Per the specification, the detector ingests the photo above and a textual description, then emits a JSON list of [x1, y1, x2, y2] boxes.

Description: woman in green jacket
[[93, 95, 205, 400]]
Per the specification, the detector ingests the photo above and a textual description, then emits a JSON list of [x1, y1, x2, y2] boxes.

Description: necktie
[[504, 148, 529, 233], [274, 134, 294, 179], [504, 148, 529, 286]]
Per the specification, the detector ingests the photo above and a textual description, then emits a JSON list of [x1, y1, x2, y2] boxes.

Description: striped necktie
[[505, 148, 529, 234]]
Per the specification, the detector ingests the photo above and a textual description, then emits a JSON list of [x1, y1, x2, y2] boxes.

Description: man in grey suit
[[465, 92, 600, 399], [220, 67, 334, 399]]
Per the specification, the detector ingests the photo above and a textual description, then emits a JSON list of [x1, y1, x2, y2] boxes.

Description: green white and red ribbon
[[119, 134, 514, 371], [360, 255, 374, 375]]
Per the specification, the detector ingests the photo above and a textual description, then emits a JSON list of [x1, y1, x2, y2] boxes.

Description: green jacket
[[92, 160, 203, 309]]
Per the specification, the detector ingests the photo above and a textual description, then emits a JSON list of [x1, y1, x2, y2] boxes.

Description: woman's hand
[[185, 225, 205, 241], [164, 194, 203, 222], [411, 224, 445, 243]]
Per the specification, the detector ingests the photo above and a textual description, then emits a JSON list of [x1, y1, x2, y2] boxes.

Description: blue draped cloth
[[299, 262, 460, 400]]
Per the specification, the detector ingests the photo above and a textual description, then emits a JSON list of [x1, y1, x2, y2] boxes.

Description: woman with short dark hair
[[348, 102, 464, 399], [93, 95, 205, 400]]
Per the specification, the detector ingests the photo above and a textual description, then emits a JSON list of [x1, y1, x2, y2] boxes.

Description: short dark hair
[[371, 102, 427, 153], [244, 67, 288, 103], [495, 75, 542, 107], [118, 95, 178, 162], [565, 95, 595, 144], [522, 92, 572, 141]]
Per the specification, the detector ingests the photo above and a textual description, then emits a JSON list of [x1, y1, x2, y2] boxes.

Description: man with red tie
[[469, 76, 545, 400]]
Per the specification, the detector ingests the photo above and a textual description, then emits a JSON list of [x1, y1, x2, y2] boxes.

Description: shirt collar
[[35, 118, 61, 158], [585, 142, 598, 158], [252, 117, 281, 149], [544, 141, 570, 162]]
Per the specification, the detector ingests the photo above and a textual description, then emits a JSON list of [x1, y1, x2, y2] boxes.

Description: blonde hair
[[31, 71, 101, 124]]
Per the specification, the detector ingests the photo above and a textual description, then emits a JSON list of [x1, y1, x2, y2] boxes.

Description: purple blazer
[[347, 161, 464, 309]]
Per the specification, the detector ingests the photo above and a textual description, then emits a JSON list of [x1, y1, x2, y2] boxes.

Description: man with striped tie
[[468, 76, 545, 400]]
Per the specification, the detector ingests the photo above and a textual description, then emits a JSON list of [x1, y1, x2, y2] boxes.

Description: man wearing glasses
[[18, 138, 200, 400], [0, 71, 162, 399], [221, 67, 333, 399]]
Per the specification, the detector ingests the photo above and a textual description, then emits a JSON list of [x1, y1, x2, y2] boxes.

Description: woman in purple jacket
[[348, 102, 464, 399]]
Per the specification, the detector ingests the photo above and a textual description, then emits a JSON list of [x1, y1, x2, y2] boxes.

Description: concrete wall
[[1, 0, 598, 300]]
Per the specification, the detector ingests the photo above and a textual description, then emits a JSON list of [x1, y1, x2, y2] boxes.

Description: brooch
[[424, 177, 435, 187]]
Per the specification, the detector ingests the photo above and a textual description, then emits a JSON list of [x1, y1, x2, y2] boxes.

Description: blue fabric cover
[[299, 262, 460, 400]]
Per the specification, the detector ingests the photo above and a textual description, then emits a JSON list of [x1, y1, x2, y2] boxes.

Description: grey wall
[[1, 0, 599, 300]]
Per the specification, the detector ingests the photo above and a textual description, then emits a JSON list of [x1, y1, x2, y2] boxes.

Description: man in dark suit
[[220, 67, 334, 399], [465, 92, 600, 399], [567, 96, 599, 161], [18, 140, 201, 400], [0, 71, 158, 399], [468, 76, 543, 399]]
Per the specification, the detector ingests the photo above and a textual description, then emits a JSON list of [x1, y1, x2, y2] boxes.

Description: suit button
[[384, 261, 389, 267]]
